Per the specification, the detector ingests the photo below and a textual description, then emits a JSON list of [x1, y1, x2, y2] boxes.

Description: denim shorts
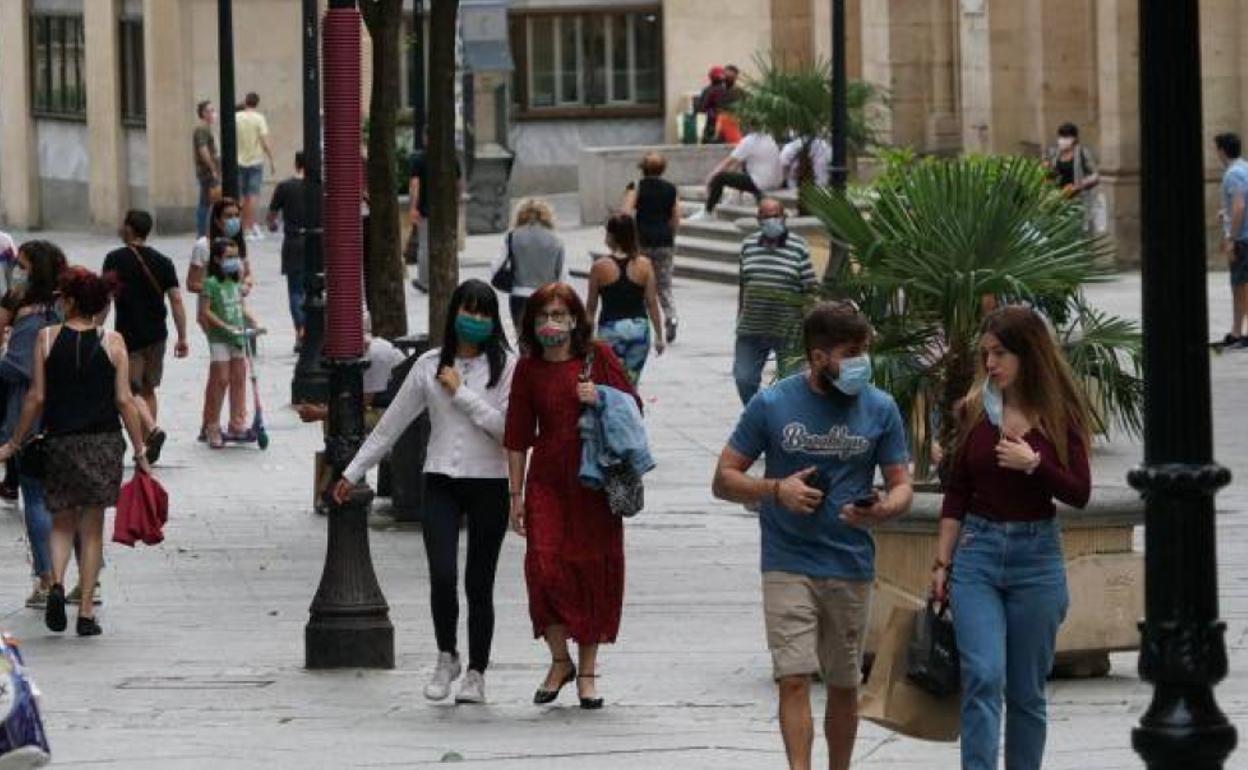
[[239, 164, 264, 197], [1232, 241, 1248, 286]]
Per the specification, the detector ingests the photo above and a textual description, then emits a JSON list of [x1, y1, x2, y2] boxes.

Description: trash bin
[[379, 334, 431, 522]]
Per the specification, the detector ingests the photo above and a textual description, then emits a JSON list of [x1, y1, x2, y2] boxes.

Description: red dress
[[504, 342, 637, 643]]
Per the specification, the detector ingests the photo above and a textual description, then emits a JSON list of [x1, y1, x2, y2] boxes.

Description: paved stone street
[[0, 223, 1244, 769]]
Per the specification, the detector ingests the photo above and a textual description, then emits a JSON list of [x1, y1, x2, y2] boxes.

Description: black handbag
[[17, 434, 49, 480], [490, 233, 516, 293], [906, 599, 961, 696]]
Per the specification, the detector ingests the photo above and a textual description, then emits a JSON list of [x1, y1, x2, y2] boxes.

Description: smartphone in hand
[[853, 491, 880, 508]]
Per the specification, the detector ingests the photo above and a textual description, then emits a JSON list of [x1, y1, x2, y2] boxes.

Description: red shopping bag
[[113, 470, 168, 547]]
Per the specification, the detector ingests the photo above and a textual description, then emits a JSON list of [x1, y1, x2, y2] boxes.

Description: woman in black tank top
[[0, 266, 150, 637], [585, 214, 666, 384]]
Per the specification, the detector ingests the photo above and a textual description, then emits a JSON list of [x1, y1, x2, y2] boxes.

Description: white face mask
[[1057, 136, 1075, 150], [983, 382, 1004, 428]]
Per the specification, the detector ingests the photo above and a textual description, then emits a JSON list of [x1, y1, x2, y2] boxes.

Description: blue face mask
[[829, 354, 872, 396], [760, 217, 787, 240], [982, 381, 1004, 427], [224, 217, 242, 238], [455, 314, 494, 344], [222, 257, 243, 276]]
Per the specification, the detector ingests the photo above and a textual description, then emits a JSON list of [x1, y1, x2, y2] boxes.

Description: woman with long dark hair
[[1, 267, 150, 636], [504, 282, 638, 710], [333, 279, 514, 705], [0, 241, 67, 608], [931, 305, 1092, 770], [586, 213, 665, 384], [187, 197, 251, 295]]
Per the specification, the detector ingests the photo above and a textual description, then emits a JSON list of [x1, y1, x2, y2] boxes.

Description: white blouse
[[343, 348, 516, 483]]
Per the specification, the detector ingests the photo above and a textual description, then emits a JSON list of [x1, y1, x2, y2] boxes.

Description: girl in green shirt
[[197, 238, 259, 448]]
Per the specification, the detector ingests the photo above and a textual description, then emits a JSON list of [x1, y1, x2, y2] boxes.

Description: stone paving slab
[[0, 225, 1241, 768]]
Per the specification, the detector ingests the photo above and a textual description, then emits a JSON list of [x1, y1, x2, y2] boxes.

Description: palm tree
[[800, 155, 1143, 480], [729, 55, 884, 191]]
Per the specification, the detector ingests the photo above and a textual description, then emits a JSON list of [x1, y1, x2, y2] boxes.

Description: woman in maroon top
[[504, 283, 637, 710], [931, 306, 1092, 770]]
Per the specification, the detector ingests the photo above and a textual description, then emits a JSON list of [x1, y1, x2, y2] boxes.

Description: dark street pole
[[305, 0, 394, 670], [292, 0, 329, 405], [829, 0, 847, 193], [1130, 1, 1237, 768], [218, 0, 238, 200], [410, 0, 426, 150]]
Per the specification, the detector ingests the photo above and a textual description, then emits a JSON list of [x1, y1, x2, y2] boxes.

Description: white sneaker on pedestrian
[[685, 207, 712, 222], [424, 652, 462, 701], [455, 669, 486, 704]]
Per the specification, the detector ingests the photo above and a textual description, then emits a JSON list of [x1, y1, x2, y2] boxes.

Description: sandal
[[533, 657, 576, 705], [207, 429, 225, 450]]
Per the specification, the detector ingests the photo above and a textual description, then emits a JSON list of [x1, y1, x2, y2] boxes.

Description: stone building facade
[[0, 0, 1243, 264]]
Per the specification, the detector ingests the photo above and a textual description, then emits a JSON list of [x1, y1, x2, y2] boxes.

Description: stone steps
[[574, 249, 738, 286]]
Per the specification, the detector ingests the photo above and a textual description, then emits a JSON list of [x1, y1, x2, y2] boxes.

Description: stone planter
[[869, 485, 1144, 678]]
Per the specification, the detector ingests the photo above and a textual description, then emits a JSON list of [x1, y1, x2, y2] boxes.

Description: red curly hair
[[58, 266, 116, 318]]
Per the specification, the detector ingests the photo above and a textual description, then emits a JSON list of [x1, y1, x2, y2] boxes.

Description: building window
[[510, 8, 662, 117], [30, 14, 87, 120], [120, 18, 146, 126]]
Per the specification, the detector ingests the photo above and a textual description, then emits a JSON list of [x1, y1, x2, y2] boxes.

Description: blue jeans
[[196, 183, 214, 238], [286, 270, 307, 331], [733, 334, 787, 405], [19, 475, 51, 578], [950, 515, 1069, 770]]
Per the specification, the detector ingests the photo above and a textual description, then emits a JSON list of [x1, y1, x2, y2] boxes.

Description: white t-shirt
[[363, 337, 406, 395], [780, 138, 832, 188], [190, 236, 210, 268], [731, 133, 785, 191]]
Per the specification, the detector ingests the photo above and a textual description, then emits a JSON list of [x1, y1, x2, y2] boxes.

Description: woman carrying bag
[[931, 305, 1092, 770], [504, 282, 638, 710]]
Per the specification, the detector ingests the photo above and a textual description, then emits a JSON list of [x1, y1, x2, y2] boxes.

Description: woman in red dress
[[505, 282, 637, 710]]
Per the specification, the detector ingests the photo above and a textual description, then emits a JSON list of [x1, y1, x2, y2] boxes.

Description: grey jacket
[[507, 224, 567, 295]]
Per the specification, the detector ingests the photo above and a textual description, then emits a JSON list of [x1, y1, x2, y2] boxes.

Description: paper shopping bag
[[859, 605, 961, 742]]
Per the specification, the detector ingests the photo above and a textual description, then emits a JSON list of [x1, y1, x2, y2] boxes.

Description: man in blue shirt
[[712, 301, 913, 770], [1215, 132, 1248, 347]]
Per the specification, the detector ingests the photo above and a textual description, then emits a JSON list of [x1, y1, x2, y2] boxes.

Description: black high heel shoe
[[577, 674, 603, 710], [533, 658, 576, 705]]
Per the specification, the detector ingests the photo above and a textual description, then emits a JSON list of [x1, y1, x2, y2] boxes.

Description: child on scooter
[[198, 238, 261, 449]]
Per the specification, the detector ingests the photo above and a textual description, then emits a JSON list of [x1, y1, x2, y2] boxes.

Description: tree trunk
[[361, 0, 408, 340], [427, 0, 461, 347]]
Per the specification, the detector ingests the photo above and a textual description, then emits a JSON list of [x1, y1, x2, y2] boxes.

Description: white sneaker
[[455, 669, 486, 704], [424, 652, 462, 701], [685, 207, 712, 222]]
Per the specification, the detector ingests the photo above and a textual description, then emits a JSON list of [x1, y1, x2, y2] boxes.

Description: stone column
[[143, 0, 195, 231], [925, 0, 960, 153], [85, 0, 128, 228], [771, 0, 815, 71], [1095, 0, 1140, 266], [1024, 0, 1097, 152], [958, 0, 1026, 155], [860, 0, 931, 149], [0, 0, 41, 228], [1202, 0, 1242, 265]]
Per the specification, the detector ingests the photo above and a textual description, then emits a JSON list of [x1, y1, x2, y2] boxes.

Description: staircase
[[577, 185, 828, 285]]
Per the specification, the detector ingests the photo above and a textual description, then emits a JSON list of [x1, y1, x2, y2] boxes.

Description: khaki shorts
[[128, 342, 166, 393], [762, 571, 871, 688]]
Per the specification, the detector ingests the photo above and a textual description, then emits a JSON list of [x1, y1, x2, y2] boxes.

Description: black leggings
[[422, 473, 510, 673], [706, 171, 762, 213]]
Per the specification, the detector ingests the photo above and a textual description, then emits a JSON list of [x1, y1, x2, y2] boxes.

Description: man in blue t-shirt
[[1215, 132, 1248, 347], [712, 301, 913, 770]]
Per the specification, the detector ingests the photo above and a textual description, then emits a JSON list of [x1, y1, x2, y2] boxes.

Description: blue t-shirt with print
[[728, 374, 910, 580], [1223, 158, 1248, 241]]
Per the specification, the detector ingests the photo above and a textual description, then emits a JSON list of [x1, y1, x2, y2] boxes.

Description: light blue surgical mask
[[224, 217, 242, 238], [222, 257, 243, 276], [760, 217, 787, 240], [982, 381, 1004, 427], [9, 266, 29, 292], [831, 354, 872, 396]]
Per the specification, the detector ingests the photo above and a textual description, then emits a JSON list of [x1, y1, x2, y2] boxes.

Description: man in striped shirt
[[733, 198, 818, 405]]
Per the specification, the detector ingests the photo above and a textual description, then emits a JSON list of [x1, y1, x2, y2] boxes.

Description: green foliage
[[801, 155, 1142, 479], [728, 55, 886, 187]]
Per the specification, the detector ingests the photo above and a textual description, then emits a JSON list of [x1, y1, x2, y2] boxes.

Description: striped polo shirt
[[737, 231, 817, 337]]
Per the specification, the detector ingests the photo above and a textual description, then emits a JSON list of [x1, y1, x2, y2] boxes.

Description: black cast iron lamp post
[[305, 0, 395, 670], [292, 0, 329, 404], [1130, 1, 1237, 767], [217, 0, 238, 200]]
